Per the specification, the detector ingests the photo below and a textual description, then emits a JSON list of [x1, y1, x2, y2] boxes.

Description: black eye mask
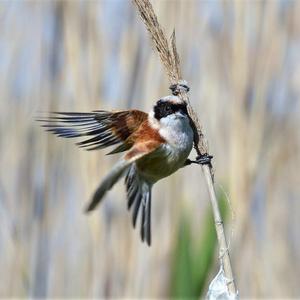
[[154, 100, 188, 120]]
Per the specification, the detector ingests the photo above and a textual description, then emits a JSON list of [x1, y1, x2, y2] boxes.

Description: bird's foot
[[169, 80, 190, 95], [195, 154, 213, 165], [185, 154, 213, 166]]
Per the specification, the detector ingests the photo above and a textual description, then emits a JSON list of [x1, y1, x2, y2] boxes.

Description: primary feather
[[38, 110, 147, 152]]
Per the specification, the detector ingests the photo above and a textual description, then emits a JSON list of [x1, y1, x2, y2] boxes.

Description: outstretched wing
[[85, 140, 162, 246], [37, 110, 147, 152]]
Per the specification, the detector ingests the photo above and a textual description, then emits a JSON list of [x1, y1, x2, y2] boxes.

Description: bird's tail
[[85, 159, 131, 212], [125, 165, 152, 246]]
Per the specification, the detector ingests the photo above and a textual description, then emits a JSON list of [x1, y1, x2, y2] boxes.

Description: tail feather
[[125, 165, 152, 246], [85, 159, 131, 212], [132, 193, 142, 228], [141, 189, 151, 245]]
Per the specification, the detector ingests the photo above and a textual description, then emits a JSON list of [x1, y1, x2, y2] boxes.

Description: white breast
[[136, 114, 193, 183], [148, 109, 194, 153], [159, 115, 194, 162]]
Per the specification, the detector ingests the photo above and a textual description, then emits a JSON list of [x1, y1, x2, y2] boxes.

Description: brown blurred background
[[1, 0, 300, 298]]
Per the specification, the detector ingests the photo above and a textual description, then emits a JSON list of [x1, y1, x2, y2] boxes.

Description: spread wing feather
[[37, 110, 147, 152]]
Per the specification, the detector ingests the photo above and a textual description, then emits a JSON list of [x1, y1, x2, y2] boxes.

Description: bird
[[38, 94, 196, 246]]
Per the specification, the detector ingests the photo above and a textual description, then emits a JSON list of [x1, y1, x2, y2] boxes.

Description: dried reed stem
[[133, 0, 237, 296]]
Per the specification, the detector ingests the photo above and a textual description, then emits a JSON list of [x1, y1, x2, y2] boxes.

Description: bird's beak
[[176, 110, 187, 118]]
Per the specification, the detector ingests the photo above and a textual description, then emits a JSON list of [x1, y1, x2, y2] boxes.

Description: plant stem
[[202, 164, 237, 295], [132, 0, 237, 296]]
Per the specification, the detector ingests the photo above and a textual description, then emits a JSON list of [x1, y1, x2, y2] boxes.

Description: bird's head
[[148, 95, 189, 130]]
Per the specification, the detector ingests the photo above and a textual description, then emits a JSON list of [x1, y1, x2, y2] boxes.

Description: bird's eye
[[153, 101, 174, 119], [165, 104, 172, 112]]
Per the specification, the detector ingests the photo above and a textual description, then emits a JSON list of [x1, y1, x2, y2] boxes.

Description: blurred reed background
[[0, 0, 300, 298]]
